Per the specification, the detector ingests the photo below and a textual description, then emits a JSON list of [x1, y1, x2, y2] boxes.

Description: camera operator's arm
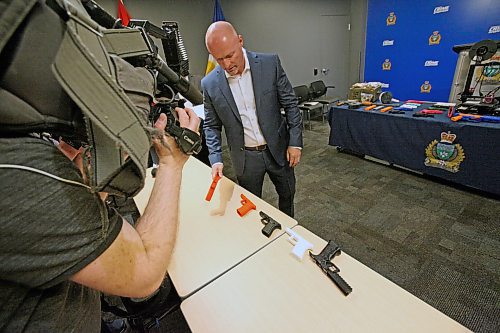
[[71, 108, 200, 298]]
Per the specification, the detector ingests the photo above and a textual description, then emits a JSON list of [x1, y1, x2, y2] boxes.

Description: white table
[[181, 225, 471, 333], [134, 157, 297, 297]]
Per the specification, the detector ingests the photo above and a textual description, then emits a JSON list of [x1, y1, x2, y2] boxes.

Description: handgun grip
[[237, 194, 256, 217], [237, 202, 255, 216], [261, 220, 281, 237], [327, 270, 352, 296], [205, 174, 222, 201], [310, 240, 341, 262]]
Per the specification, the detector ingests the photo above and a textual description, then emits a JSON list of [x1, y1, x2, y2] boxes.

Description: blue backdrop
[[364, 0, 500, 102]]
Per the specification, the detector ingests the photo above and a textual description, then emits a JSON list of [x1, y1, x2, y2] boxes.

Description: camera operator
[[0, 0, 200, 331], [0, 110, 199, 333]]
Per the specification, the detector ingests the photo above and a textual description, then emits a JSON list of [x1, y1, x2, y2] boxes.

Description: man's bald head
[[205, 21, 239, 53], [205, 21, 245, 76]]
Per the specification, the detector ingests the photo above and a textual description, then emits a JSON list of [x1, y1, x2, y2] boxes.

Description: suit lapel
[[248, 51, 263, 117], [216, 68, 241, 123]]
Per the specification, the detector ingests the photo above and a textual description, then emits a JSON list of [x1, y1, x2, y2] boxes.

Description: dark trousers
[[236, 149, 296, 217]]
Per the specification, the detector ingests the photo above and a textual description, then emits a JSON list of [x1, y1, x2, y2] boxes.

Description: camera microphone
[[81, 0, 125, 28], [156, 60, 203, 105]]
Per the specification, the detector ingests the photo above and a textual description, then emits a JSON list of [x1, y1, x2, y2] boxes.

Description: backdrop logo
[[383, 40, 394, 46], [424, 60, 439, 67], [386, 12, 397, 25], [488, 25, 500, 34], [382, 59, 392, 70], [420, 81, 432, 93], [433, 6, 450, 14], [429, 31, 442, 45], [424, 132, 465, 173]]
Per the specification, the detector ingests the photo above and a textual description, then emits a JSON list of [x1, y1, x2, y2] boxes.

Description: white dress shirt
[[225, 49, 266, 148]]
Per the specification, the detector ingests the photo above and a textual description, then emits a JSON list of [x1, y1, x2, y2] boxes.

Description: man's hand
[[212, 163, 224, 179], [287, 147, 301, 168], [152, 107, 201, 166]]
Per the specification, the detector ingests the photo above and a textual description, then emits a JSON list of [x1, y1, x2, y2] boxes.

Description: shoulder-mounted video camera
[[82, 0, 202, 155]]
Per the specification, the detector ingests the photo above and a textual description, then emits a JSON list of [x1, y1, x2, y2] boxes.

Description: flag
[[118, 0, 131, 26], [205, 0, 226, 75]]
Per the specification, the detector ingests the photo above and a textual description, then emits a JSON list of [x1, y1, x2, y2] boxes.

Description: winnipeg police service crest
[[420, 81, 432, 93], [386, 12, 396, 25], [382, 59, 392, 70], [429, 31, 441, 45], [424, 132, 465, 173]]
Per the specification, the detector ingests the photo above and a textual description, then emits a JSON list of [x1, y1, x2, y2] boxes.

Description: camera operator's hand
[[175, 106, 201, 135], [152, 107, 200, 166]]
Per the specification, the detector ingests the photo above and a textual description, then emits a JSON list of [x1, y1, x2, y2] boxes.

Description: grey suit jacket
[[202, 51, 303, 177]]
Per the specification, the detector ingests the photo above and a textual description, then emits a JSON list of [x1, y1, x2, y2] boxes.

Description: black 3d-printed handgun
[[310, 240, 352, 296], [259, 211, 282, 238]]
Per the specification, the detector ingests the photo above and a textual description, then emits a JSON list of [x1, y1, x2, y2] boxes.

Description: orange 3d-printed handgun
[[237, 194, 256, 217], [205, 174, 222, 201]]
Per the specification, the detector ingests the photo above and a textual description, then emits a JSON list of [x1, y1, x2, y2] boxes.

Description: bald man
[[202, 21, 302, 217]]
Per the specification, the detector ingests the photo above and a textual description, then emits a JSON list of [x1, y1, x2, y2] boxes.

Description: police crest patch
[[429, 31, 441, 45], [386, 12, 396, 26], [420, 81, 432, 93], [424, 132, 465, 173], [382, 59, 392, 70]]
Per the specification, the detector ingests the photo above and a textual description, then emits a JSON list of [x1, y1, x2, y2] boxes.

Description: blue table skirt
[[328, 105, 500, 196]]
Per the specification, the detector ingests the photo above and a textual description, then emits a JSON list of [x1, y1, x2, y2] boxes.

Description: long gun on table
[[450, 112, 500, 123], [310, 240, 352, 296]]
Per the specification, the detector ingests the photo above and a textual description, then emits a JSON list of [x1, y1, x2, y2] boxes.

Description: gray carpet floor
[[262, 120, 499, 333], [136, 119, 499, 333]]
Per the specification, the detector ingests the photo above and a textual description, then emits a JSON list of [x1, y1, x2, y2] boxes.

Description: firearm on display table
[[285, 228, 314, 260], [447, 104, 500, 123], [310, 240, 353, 296], [205, 174, 222, 201], [450, 112, 500, 123], [237, 194, 256, 217], [259, 211, 282, 238], [418, 109, 444, 115]]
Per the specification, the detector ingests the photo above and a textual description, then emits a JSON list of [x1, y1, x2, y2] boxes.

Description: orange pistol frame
[[237, 194, 256, 217], [205, 174, 222, 201]]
